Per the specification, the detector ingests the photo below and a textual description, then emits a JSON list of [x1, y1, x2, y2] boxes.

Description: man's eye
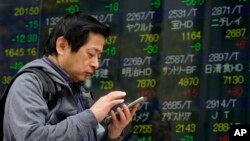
[[88, 53, 95, 57]]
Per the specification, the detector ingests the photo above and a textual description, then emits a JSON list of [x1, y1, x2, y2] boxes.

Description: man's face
[[62, 32, 105, 82]]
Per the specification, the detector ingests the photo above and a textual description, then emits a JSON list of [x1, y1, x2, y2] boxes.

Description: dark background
[[0, 0, 249, 140]]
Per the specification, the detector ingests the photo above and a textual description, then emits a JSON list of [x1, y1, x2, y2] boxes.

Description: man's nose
[[91, 57, 99, 69]]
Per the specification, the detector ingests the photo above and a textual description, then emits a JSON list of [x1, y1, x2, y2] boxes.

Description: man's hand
[[107, 103, 139, 139], [90, 91, 126, 122]]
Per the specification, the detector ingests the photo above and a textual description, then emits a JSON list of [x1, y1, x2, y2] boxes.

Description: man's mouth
[[85, 72, 93, 76]]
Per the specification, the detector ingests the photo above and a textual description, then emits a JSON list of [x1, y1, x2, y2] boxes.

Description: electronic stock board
[[0, 0, 249, 141]]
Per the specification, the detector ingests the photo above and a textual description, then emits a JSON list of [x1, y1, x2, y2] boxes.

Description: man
[[3, 11, 139, 141]]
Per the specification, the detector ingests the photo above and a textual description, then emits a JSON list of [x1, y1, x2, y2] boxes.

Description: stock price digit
[[140, 33, 159, 43], [103, 47, 116, 56], [10, 61, 25, 70], [225, 28, 247, 39], [178, 77, 199, 87], [26, 20, 39, 29], [176, 123, 196, 133], [182, 31, 201, 40], [144, 44, 159, 54], [5, 48, 24, 57], [105, 35, 117, 45], [105, 2, 119, 12], [180, 135, 194, 141], [12, 33, 38, 43], [137, 79, 156, 88], [213, 123, 230, 132], [133, 125, 152, 134], [100, 80, 114, 89], [139, 136, 152, 141], [223, 75, 244, 85], [14, 6, 40, 16]]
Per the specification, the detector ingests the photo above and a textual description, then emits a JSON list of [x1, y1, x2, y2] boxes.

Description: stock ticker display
[[0, 0, 249, 141]]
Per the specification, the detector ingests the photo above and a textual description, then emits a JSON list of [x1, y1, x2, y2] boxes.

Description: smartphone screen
[[104, 96, 147, 122], [127, 96, 147, 109]]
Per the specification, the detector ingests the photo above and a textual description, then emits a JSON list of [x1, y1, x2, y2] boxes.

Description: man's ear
[[55, 36, 70, 55]]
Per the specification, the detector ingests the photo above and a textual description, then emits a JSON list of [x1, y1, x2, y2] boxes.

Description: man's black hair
[[44, 11, 111, 55]]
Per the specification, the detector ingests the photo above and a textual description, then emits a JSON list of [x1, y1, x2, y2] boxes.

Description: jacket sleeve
[[4, 73, 98, 141], [96, 123, 123, 141], [101, 131, 123, 141]]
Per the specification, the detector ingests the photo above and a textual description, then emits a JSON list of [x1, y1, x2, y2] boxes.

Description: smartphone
[[104, 96, 147, 122], [127, 96, 148, 109]]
